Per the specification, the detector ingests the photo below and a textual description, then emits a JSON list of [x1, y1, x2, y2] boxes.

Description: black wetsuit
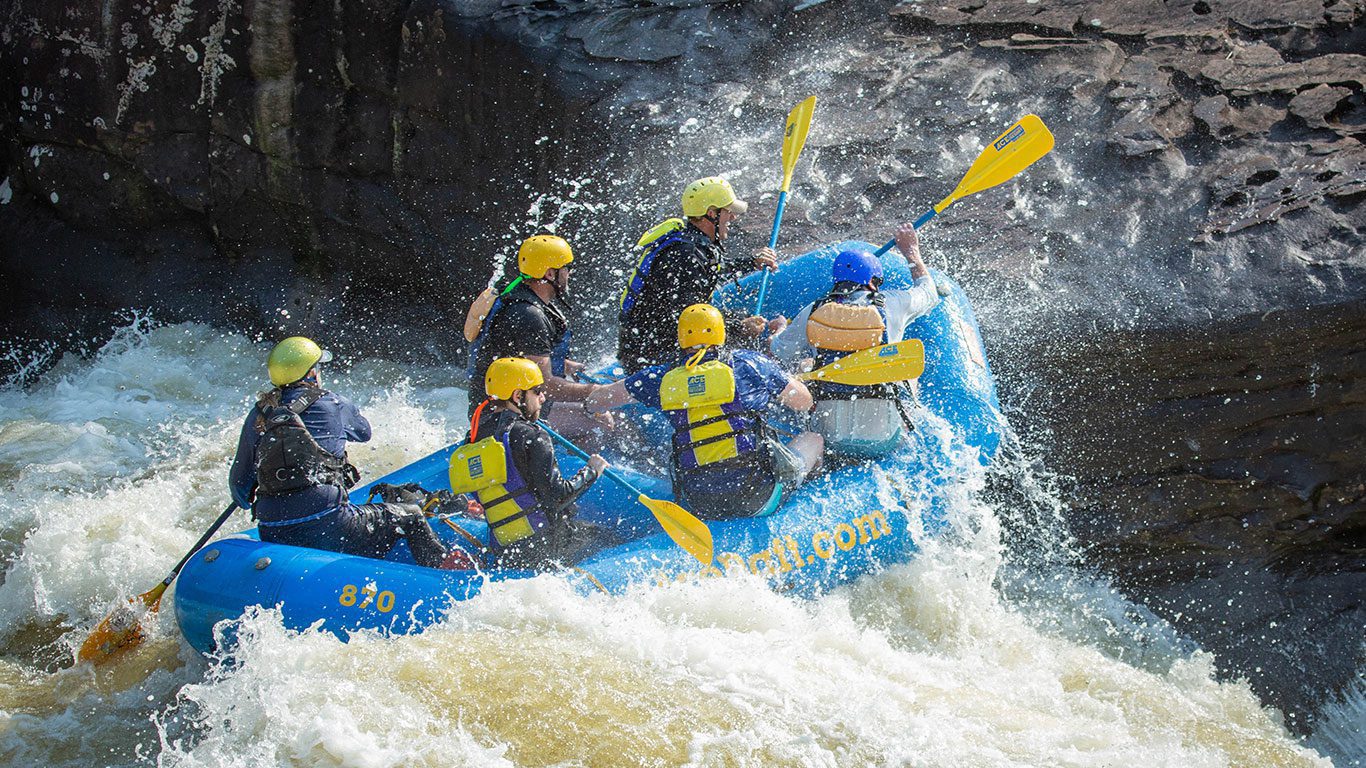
[[468, 283, 571, 414]]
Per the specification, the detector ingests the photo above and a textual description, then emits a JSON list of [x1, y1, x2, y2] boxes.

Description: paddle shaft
[[574, 370, 613, 386], [757, 97, 816, 316], [164, 502, 240, 585], [539, 423, 642, 497], [755, 190, 790, 313]]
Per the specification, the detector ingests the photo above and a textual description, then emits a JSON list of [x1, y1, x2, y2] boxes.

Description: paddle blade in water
[[940, 114, 1055, 210], [801, 339, 926, 386], [639, 494, 714, 565], [77, 583, 167, 664]]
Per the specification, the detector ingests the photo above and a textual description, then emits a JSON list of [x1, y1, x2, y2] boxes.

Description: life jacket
[[618, 218, 688, 322], [466, 285, 572, 385], [805, 286, 893, 400], [659, 352, 765, 472], [253, 388, 352, 498], [448, 423, 548, 548]]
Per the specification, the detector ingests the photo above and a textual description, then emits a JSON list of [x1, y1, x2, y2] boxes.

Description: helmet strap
[[513, 390, 535, 419], [685, 345, 709, 369], [703, 210, 723, 243]]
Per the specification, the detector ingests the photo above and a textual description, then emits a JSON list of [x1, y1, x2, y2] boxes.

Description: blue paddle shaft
[[875, 208, 937, 256], [539, 422, 641, 497], [767, 190, 789, 250], [756, 190, 790, 314]]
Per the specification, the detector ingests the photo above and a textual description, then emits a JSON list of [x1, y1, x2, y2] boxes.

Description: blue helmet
[[831, 249, 883, 286]]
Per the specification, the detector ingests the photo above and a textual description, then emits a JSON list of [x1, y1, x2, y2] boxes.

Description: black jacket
[[469, 283, 570, 413], [616, 223, 751, 373], [472, 409, 597, 519]]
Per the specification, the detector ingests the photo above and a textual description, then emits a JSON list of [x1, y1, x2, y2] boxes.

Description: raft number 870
[[339, 583, 396, 613]]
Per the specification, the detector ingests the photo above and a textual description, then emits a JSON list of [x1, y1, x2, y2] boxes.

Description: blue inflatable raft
[[174, 243, 1004, 654]]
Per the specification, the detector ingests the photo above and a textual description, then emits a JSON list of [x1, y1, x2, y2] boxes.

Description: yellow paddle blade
[[77, 582, 167, 664], [638, 494, 714, 565], [779, 96, 817, 191], [800, 339, 926, 386], [937, 114, 1055, 213]]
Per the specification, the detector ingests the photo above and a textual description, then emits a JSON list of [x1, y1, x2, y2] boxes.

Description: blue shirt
[[228, 386, 371, 522], [626, 348, 791, 412]]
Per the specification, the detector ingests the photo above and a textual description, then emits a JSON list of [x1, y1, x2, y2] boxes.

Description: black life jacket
[[467, 285, 572, 387], [253, 388, 352, 498]]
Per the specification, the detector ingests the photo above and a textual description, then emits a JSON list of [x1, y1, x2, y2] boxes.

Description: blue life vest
[[618, 230, 686, 322]]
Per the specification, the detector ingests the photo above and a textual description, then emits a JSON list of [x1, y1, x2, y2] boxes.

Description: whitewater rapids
[[0, 319, 1345, 767]]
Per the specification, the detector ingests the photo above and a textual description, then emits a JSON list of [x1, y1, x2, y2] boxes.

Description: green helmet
[[267, 336, 332, 386]]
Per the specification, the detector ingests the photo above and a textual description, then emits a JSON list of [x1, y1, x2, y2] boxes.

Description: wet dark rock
[[1289, 84, 1353, 131], [1002, 301, 1366, 732], [1200, 44, 1366, 96], [891, 0, 1343, 38], [1192, 94, 1284, 139], [1200, 139, 1366, 240]]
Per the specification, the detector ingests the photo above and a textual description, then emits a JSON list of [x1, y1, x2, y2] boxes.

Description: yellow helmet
[[267, 336, 332, 386], [517, 234, 574, 279], [677, 304, 726, 349], [485, 357, 545, 400], [681, 177, 748, 218]]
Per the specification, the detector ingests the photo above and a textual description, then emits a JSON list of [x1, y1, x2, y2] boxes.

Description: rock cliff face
[[2, 0, 1362, 731], [995, 301, 1366, 730]]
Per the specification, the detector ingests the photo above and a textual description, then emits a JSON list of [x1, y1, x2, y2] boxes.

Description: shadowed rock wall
[[997, 302, 1366, 731], [1, 0, 793, 355]]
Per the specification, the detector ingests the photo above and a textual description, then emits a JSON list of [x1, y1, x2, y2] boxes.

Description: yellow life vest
[[448, 433, 544, 547], [659, 358, 760, 469]]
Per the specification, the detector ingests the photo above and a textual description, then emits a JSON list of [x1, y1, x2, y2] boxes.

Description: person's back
[[469, 282, 569, 411], [616, 177, 780, 373], [770, 228, 938, 458], [229, 336, 450, 568], [240, 384, 357, 525], [617, 224, 722, 372], [593, 305, 824, 519], [464, 235, 606, 435]]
